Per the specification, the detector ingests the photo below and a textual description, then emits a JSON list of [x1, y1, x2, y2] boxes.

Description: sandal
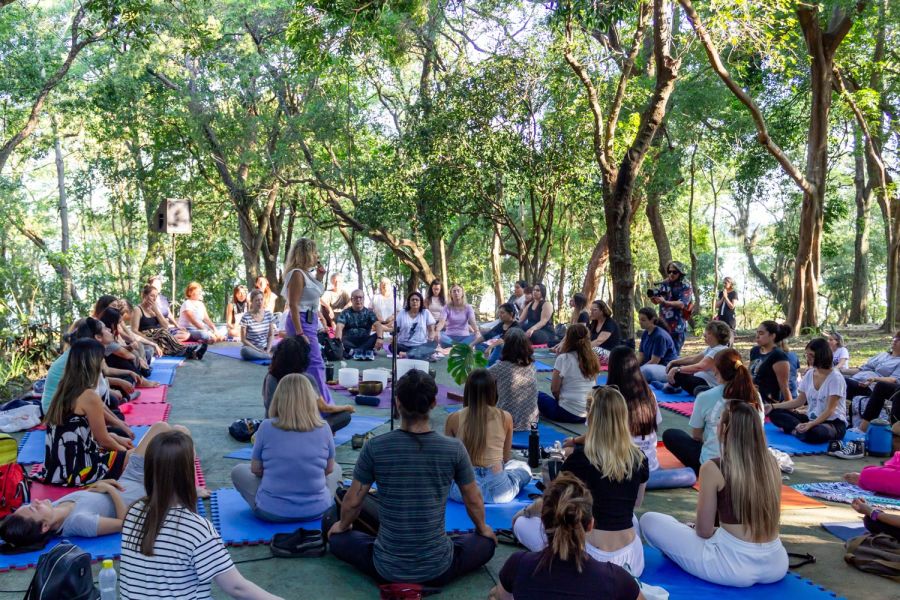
[[788, 552, 816, 569]]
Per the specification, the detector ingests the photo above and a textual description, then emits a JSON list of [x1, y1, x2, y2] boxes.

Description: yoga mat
[[659, 401, 694, 417], [687, 476, 826, 511], [651, 386, 693, 405], [328, 383, 463, 409], [511, 423, 569, 449], [648, 445, 697, 490], [19, 425, 151, 466], [764, 423, 865, 456], [656, 445, 687, 470], [147, 367, 176, 385], [224, 416, 388, 459], [445, 480, 539, 532], [121, 402, 171, 426], [0, 533, 123, 573], [792, 481, 900, 510], [639, 546, 843, 600], [822, 521, 867, 542], [210, 487, 321, 545], [132, 384, 168, 403], [152, 356, 185, 367], [207, 345, 270, 365]]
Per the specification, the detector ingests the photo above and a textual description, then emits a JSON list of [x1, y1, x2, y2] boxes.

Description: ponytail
[[716, 349, 761, 411], [760, 320, 792, 344], [539, 473, 593, 573]]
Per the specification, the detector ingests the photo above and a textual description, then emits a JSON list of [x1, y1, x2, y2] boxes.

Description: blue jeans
[[449, 462, 532, 504], [441, 333, 476, 346], [537, 392, 586, 423]]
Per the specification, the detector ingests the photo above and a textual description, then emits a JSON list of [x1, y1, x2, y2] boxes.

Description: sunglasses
[[667, 270, 679, 274]]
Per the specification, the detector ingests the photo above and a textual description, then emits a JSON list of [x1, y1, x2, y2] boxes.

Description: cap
[[102, 559, 114, 569], [668, 261, 688, 275]]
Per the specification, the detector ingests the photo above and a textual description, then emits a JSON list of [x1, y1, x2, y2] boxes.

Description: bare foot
[[843, 473, 861, 485], [196, 486, 212, 499]]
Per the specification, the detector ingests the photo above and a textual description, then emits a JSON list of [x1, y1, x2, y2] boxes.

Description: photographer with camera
[[648, 261, 693, 354]]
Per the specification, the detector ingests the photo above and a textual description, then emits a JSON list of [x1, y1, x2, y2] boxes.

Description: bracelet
[[871, 509, 882, 522]]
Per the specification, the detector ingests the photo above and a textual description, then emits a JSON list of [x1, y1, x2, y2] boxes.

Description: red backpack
[[0, 433, 30, 518]]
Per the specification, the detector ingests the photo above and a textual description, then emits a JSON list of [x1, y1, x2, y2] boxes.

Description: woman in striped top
[[240, 289, 277, 361], [120, 430, 282, 600]]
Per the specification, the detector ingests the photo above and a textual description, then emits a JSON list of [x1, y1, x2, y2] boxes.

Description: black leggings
[[768, 409, 847, 444], [673, 372, 710, 396], [865, 515, 900, 541], [846, 379, 900, 423], [662, 428, 703, 474]]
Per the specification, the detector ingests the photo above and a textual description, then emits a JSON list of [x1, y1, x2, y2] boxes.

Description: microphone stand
[[390, 283, 398, 431]]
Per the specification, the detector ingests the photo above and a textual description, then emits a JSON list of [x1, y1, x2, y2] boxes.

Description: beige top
[[456, 407, 507, 467]]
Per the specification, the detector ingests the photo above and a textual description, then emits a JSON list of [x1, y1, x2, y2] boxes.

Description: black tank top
[[137, 306, 161, 331], [525, 301, 554, 332]]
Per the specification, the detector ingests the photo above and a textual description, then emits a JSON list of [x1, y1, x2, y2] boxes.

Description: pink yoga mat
[[29, 457, 206, 502], [120, 402, 171, 426], [132, 385, 168, 404], [659, 401, 694, 417]]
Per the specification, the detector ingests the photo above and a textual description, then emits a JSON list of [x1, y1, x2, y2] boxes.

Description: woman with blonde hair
[[514, 387, 648, 576], [232, 374, 341, 522], [445, 369, 531, 504], [490, 473, 641, 600], [282, 237, 331, 402], [254, 275, 278, 313], [641, 402, 788, 586], [440, 283, 479, 346], [538, 324, 599, 423]]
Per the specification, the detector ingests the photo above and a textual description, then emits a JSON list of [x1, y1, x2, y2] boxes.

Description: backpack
[[844, 533, 900, 582], [0, 433, 29, 518], [24, 543, 99, 599], [318, 331, 344, 362], [228, 419, 262, 443]]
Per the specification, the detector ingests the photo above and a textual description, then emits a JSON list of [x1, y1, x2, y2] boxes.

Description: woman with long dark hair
[[662, 349, 763, 473], [395, 291, 438, 360], [492, 474, 640, 600], [488, 328, 538, 430], [588, 300, 621, 363], [225, 284, 249, 339], [642, 403, 788, 587], [519, 283, 555, 346], [445, 369, 531, 504], [636, 307, 677, 384], [538, 324, 599, 423], [263, 337, 354, 433], [119, 431, 282, 599], [607, 346, 662, 473], [132, 285, 197, 357]]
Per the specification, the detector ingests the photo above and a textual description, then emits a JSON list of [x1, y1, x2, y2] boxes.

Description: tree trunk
[[51, 116, 74, 330], [688, 141, 701, 316], [645, 189, 672, 277], [580, 235, 609, 299], [710, 173, 719, 313], [491, 226, 504, 310], [849, 127, 871, 323]]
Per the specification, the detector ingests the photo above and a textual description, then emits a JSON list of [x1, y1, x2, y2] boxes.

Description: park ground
[[1, 328, 899, 599]]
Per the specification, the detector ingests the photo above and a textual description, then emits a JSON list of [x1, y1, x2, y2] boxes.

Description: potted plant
[[446, 343, 488, 400]]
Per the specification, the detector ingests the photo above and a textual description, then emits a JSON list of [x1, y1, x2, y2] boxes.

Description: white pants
[[640, 512, 788, 587], [640, 364, 668, 384], [513, 515, 645, 576]]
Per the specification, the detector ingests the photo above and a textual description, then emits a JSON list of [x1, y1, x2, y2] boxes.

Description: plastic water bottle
[[99, 559, 117, 600]]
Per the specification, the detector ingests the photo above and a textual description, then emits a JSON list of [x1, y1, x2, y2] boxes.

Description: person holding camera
[[649, 261, 692, 354]]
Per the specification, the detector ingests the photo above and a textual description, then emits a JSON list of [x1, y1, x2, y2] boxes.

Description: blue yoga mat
[[822, 521, 867, 542], [651, 387, 693, 404], [640, 546, 843, 599], [152, 356, 185, 367], [445, 480, 539, 532], [211, 488, 321, 545], [207, 345, 270, 365], [511, 424, 569, 449], [764, 423, 865, 456], [0, 534, 123, 572], [535, 361, 554, 372], [147, 367, 176, 385], [224, 416, 388, 459], [18, 426, 150, 465]]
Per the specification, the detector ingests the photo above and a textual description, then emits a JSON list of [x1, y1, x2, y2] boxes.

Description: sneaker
[[270, 528, 325, 558], [352, 351, 363, 361], [195, 343, 208, 360], [365, 351, 375, 361], [828, 440, 865, 460]]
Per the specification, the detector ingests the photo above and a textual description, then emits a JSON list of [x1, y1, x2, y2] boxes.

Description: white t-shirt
[[371, 294, 395, 322], [697, 345, 729, 386], [178, 299, 209, 329], [396, 310, 436, 347], [281, 269, 324, 311], [633, 404, 663, 471], [799, 369, 847, 423], [120, 503, 234, 600], [832, 346, 849, 367], [554, 352, 595, 417]]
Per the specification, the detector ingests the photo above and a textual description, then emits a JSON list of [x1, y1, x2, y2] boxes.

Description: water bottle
[[528, 423, 540, 468], [99, 559, 117, 600]]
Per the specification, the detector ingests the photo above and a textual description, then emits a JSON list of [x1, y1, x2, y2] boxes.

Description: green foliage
[[447, 343, 487, 386]]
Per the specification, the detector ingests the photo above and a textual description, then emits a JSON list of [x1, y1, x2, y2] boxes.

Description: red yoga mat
[[659, 401, 694, 417], [120, 402, 171, 426], [132, 385, 168, 404]]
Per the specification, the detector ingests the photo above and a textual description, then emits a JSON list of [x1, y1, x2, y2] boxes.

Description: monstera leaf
[[447, 343, 488, 386]]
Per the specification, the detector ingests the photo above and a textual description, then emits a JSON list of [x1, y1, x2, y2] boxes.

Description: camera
[[646, 283, 664, 298]]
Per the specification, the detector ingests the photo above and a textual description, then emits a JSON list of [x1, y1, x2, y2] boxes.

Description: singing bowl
[[358, 381, 384, 396]]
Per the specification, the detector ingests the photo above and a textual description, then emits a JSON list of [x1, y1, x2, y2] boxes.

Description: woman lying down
[[0, 422, 207, 552]]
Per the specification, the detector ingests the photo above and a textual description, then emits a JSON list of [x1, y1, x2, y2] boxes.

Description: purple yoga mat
[[328, 383, 463, 409]]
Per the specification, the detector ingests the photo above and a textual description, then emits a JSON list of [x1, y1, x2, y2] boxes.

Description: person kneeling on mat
[[641, 402, 788, 587], [0, 422, 207, 552], [516, 386, 647, 576], [327, 369, 497, 586], [490, 473, 640, 600], [232, 374, 343, 523]]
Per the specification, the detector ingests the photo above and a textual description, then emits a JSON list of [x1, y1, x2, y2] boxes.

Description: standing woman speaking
[[282, 238, 331, 404]]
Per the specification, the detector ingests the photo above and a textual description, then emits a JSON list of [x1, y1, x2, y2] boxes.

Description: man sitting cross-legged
[[335, 290, 384, 360], [328, 369, 497, 586]]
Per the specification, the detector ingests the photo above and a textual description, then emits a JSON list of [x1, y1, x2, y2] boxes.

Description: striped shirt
[[354, 429, 475, 582], [119, 502, 234, 600], [240, 310, 276, 348]]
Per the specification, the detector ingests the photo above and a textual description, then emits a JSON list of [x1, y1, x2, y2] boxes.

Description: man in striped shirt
[[328, 369, 497, 585]]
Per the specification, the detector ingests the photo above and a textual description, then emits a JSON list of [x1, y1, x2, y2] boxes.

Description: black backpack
[[318, 331, 344, 362], [24, 543, 98, 600]]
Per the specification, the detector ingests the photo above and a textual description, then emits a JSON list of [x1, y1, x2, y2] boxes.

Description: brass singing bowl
[[358, 381, 384, 396]]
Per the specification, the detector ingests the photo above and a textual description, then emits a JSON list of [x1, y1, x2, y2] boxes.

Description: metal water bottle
[[528, 422, 540, 468]]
